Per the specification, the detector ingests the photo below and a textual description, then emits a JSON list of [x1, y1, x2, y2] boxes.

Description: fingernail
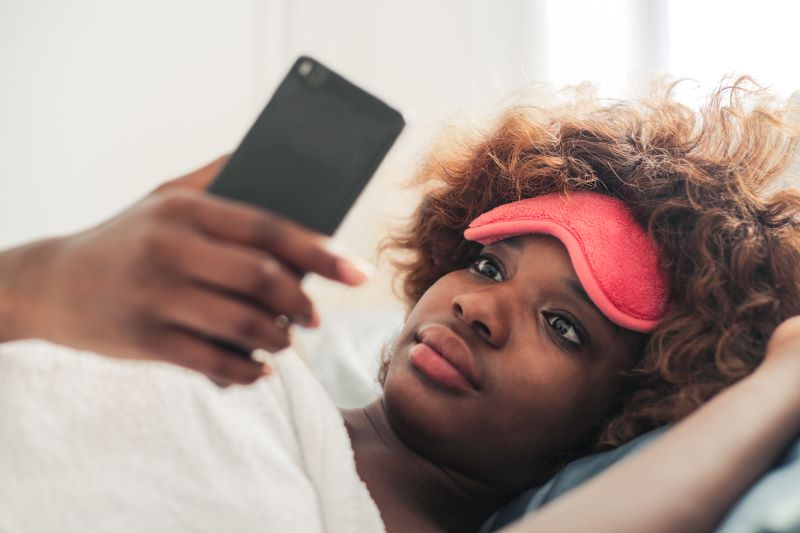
[[292, 314, 309, 327], [322, 239, 376, 286], [309, 307, 321, 328], [211, 377, 231, 388], [337, 256, 375, 286], [292, 307, 319, 328]]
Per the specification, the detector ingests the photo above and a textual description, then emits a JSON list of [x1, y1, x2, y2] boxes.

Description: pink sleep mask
[[463, 192, 669, 332]]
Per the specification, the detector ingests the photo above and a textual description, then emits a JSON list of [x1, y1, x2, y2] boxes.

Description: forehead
[[489, 234, 575, 273]]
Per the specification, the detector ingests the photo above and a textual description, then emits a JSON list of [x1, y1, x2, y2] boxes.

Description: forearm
[[0, 238, 58, 343], [507, 355, 800, 533]]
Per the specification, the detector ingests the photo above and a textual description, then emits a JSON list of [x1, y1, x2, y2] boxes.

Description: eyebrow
[[493, 236, 523, 250], [561, 277, 622, 334]]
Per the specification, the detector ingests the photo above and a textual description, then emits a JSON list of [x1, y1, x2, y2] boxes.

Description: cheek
[[402, 275, 457, 324], [489, 354, 624, 451], [490, 367, 580, 438], [380, 275, 456, 386]]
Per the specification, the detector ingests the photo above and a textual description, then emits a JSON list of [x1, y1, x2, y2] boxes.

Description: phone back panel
[[208, 57, 405, 235]]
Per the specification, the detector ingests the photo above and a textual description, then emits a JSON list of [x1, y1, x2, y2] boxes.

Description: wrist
[[745, 353, 800, 425], [0, 237, 63, 343]]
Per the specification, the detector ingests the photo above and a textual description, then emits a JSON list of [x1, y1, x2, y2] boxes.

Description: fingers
[[146, 326, 270, 385], [172, 191, 373, 286], [156, 283, 293, 354], [171, 231, 319, 327], [153, 155, 230, 194]]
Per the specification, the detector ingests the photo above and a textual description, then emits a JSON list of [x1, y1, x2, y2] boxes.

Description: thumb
[[153, 155, 229, 193]]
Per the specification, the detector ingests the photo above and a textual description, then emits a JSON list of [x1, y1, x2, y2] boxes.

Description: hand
[[0, 157, 371, 385]]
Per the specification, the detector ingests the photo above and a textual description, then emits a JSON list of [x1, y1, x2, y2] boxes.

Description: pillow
[[479, 426, 668, 532], [480, 427, 800, 533], [294, 309, 403, 409], [715, 437, 800, 533]]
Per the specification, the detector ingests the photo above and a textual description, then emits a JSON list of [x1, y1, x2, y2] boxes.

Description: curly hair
[[379, 77, 800, 450]]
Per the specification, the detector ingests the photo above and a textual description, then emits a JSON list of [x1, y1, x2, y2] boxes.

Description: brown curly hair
[[379, 77, 800, 451]]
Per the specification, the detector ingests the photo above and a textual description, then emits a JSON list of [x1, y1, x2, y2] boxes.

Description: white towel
[[0, 340, 385, 533]]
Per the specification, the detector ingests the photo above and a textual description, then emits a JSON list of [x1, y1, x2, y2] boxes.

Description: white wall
[[0, 0, 266, 244], [2, 0, 798, 312]]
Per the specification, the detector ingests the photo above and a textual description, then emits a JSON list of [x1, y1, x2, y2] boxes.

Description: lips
[[410, 324, 481, 393]]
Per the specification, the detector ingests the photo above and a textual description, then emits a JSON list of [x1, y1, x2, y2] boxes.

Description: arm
[[507, 317, 800, 533], [0, 239, 44, 342], [0, 158, 371, 385]]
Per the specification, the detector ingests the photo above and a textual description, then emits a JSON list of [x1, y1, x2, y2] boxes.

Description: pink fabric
[[463, 192, 669, 332]]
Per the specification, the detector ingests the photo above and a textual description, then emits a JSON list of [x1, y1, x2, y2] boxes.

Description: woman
[[342, 77, 800, 531], [1, 78, 799, 532]]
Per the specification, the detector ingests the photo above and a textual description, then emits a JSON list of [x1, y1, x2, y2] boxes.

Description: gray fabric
[[480, 427, 668, 532], [481, 427, 800, 533], [716, 438, 800, 533]]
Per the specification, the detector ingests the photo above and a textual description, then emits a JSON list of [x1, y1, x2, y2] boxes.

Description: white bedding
[[0, 340, 385, 533], [295, 309, 403, 409]]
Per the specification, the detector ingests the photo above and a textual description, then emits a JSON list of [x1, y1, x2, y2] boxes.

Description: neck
[[342, 399, 517, 532]]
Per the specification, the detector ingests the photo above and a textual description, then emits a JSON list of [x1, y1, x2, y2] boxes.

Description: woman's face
[[382, 234, 644, 487]]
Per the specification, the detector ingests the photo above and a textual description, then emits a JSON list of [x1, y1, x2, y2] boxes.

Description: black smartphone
[[207, 56, 405, 235]]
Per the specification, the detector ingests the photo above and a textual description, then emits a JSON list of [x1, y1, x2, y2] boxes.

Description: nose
[[452, 288, 510, 348]]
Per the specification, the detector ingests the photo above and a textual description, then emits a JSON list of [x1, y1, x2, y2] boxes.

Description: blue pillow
[[481, 427, 800, 533]]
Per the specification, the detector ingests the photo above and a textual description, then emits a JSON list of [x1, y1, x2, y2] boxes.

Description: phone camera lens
[[298, 59, 314, 77], [302, 63, 328, 89]]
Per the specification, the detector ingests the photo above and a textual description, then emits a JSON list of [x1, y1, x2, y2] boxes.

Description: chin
[[385, 362, 453, 430], [383, 360, 486, 469]]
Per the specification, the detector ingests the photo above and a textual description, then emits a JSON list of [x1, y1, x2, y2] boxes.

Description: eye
[[469, 255, 504, 282], [545, 313, 583, 346]]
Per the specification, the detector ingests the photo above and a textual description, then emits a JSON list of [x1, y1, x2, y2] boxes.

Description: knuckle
[[253, 214, 283, 248], [137, 225, 175, 263], [252, 264, 309, 321], [150, 190, 196, 220], [230, 315, 262, 343], [250, 261, 280, 298]]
